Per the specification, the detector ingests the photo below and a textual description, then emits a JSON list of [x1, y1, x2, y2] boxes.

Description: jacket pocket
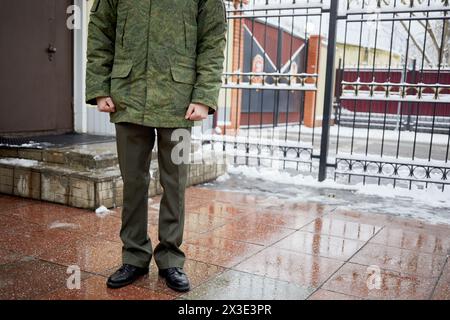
[[170, 65, 196, 85], [111, 62, 133, 79], [110, 62, 133, 110], [184, 19, 197, 54]]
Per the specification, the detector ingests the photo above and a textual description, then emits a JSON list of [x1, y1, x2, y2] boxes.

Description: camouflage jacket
[[85, 0, 227, 128]]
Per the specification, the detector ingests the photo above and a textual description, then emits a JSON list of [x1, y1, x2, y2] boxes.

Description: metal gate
[[195, 0, 450, 191]]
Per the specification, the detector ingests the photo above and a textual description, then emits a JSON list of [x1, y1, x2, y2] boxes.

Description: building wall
[[336, 43, 402, 68]]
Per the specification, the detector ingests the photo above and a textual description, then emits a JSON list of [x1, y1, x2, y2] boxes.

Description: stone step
[[0, 141, 202, 170], [0, 142, 225, 210]]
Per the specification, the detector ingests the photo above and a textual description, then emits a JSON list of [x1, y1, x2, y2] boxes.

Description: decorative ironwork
[[340, 79, 450, 103], [335, 155, 450, 189], [192, 134, 314, 168], [223, 72, 318, 91]]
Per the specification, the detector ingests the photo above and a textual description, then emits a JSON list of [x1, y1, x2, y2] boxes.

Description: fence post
[[318, 0, 339, 182]]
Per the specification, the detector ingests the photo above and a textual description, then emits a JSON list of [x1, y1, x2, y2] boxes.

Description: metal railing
[[194, 0, 450, 191]]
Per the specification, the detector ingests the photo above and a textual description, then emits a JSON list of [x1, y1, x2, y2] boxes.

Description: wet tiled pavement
[[0, 187, 449, 300]]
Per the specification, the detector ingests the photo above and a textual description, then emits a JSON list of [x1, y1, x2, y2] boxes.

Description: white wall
[[74, 0, 116, 136]]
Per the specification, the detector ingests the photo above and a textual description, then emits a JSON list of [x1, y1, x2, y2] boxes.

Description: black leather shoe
[[106, 264, 149, 289], [159, 267, 190, 292]]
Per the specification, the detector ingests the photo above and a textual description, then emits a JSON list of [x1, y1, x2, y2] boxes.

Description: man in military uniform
[[85, 0, 227, 292]]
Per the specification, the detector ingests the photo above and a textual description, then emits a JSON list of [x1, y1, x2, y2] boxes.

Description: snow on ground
[[0, 158, 39, 167], [208, 165, 450, 226], [0, 141, 48, 149], [95, 205, 111, 217]]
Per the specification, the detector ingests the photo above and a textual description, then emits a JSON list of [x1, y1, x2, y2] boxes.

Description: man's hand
[[185, 103, 209, 121], [96, 96, 116, 113]]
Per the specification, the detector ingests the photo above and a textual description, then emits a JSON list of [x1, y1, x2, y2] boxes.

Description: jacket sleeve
[[191, 0, 228, 114], [85, 0, 118, 106]]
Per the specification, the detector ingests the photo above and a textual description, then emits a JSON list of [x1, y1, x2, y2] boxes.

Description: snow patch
[[0, 158, 39, 167], [95, 205, 111, 217], [228, 165, 450, 208], [216, 173, 230, 182]]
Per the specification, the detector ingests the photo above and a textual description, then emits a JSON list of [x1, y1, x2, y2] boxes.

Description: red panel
[[340, 69, 450, 117]]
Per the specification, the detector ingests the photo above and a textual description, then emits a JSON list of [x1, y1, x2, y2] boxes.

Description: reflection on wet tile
[[0, 248, 24, 266], [333, 209, 450, 235], [148, 210, 230, 234], [301, 217, 382, 241], [233, 247, 344, 288], [350, 243, 446, 278], [183, 234, 263, 268], [274, 231, 366, 261], [308, 289, 361, 300], [209, 221, 294, 246], [370, 227, 450, 256], [323, 263, 436, 300], [63, 213, 122, 243], [0, 220, 83, 257], [0, 214, 30, 233], [182, 270, 313, 300], [38, 236, 122, 274], [186, 188, 269, 206], [39, 275, 173, 300], [131, 259, 225, 296], [0, 257, 80, 300], [432, 262, 450, 300], [267, 202, 332, 217], [4, 202, 88, 226], [188, 201, 249, 219], [0, 195, 35, 213], [236, 211, 316, 230]]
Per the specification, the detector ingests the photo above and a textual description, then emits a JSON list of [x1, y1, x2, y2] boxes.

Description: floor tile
[[0, 248, 24, 266], [187, 201, 249, 219], [38, 236, 122, 274], [301, 217, 382, 241], [62, 212, 122, 243], [39, 275, 173, 300], [186, 188, 268, 206], [209, 221, 294, 246], [0, 257, 83, 300], [307, 289, 362, 300], [182, 234, 263, 268], [148, 210, 229, 233], [274, 231, 366, 261], [0, 220, 84, 257], [0, 195, 35, 213], [182, 270, 313, 300], [235, 211, 317, 230], [370, 227, 450, 256], [431, 261, 450, 300], [233, 247, 344, 288], [268, 202, 333, 217], [323, 263, 437, 300], [350, 243, 446, 278], [3, 202, 88, 227]]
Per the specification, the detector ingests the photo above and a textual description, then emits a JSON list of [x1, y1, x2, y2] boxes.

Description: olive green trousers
[[115, 122, 190, 270]]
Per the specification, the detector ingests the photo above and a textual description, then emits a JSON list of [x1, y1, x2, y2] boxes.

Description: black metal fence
[[195, 0, 450, 191]]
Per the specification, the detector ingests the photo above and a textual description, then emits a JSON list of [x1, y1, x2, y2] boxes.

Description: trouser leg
[[153, 127, 191, 269], [115, 122, 155, 268]]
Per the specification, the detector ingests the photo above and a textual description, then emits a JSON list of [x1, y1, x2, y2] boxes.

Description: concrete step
[[0, 141, 225, 210], [0, 140, 202, 170]]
